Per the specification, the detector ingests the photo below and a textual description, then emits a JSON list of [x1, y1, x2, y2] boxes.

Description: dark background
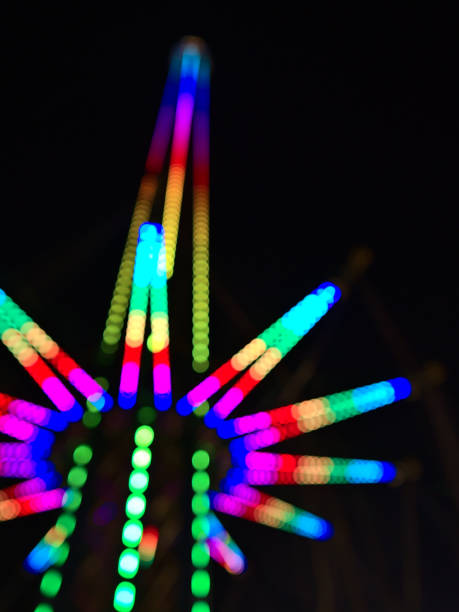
[[1, 5, 458, 611]]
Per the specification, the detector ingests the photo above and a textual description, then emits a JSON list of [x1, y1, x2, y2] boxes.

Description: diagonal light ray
[[0, 393, 68, 431], [210, 484, 332, 540], [177, 282, 341, 417], [228, 378, 411, 455], [0, 473, 61, 502], [219, 378, 411, 439], [206, 511, 246, 575], [0, 310, 83, 422], [0, 489, 65, 522], [0, 289, 112, 412]]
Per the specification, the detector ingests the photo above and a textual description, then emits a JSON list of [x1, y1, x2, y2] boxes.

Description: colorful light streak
[[0, 441, 51, 461], [0, 290, 112, 412], [100, 49, 181, 357], [0, 458, 53, 478], [226, 453, 397, 485], [206, 512, 245, 574], [162, 39, 201, 278], [205, 283, 341, 426], [220, 378, 410, 438], [0, 489, 65, 522], [0, 414, 54, 448], [210, 484, 332, 540], [0, 312, 83, 422], [228, 378, 411, 456], [192, 55, 210, 373], [207, 537, 245, 576], [149, 225, 171, 410], [118, 224, 162, 409], [176, 282, 341, 417], [0, 472, 61, 501], [0, 393, 67, 432]]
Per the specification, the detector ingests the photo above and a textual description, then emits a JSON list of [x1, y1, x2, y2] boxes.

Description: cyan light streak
[[177, 282, 341, 418]]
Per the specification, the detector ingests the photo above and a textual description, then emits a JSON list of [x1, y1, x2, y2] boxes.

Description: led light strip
[[206, 538, 244, 576], [0, 489, 65, 522], [0, 472, 61, 501], [190, 449, 211, 612], [228, 378, 411, 456], [149, 225, 171, 410], [0, 290, 112, 412], [100, 50, 181, 357], [0, 457, 52, 478], [219, 378, 411, 439], [204, 283, 341, 427], [0, 393, 67, 431], [210, 484, 332, 540], [0, 312, 83, 423], [227, 453, 396, 485], [0, 442, 45, 459], [176, 282, 341, 417], [113, 425, 155, 612], [0, 413, 54, 449], [192, 55, 210, 374], [118, 225, 162, 409], [206, 512, 245, 575], [162, 39, 201, 278]]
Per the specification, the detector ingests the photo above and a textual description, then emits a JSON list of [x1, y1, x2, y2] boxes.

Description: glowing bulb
[[125, 494, 146, 519], [122, 520, 143, 548], [113, 582, 136, 612], [118, 549, 140, 579], [134, 425, 154, 447], [131, 448, 151, 469]]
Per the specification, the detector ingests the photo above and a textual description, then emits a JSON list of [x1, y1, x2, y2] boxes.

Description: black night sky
[[1, 6, 459, 611]]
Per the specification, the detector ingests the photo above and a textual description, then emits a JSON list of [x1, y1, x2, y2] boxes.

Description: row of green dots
[[113, 425, 155, 612], [191, 450, 211, 612]]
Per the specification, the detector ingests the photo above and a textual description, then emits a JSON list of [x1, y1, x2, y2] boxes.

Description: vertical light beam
[[118, 224, 162, 409], [192, 55, 211, 373], [162, 39, 201, 278], [150, 226, 172, 410]]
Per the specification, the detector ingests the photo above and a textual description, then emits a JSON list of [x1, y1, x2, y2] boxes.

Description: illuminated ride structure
[[0, 38, 413, 611]]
